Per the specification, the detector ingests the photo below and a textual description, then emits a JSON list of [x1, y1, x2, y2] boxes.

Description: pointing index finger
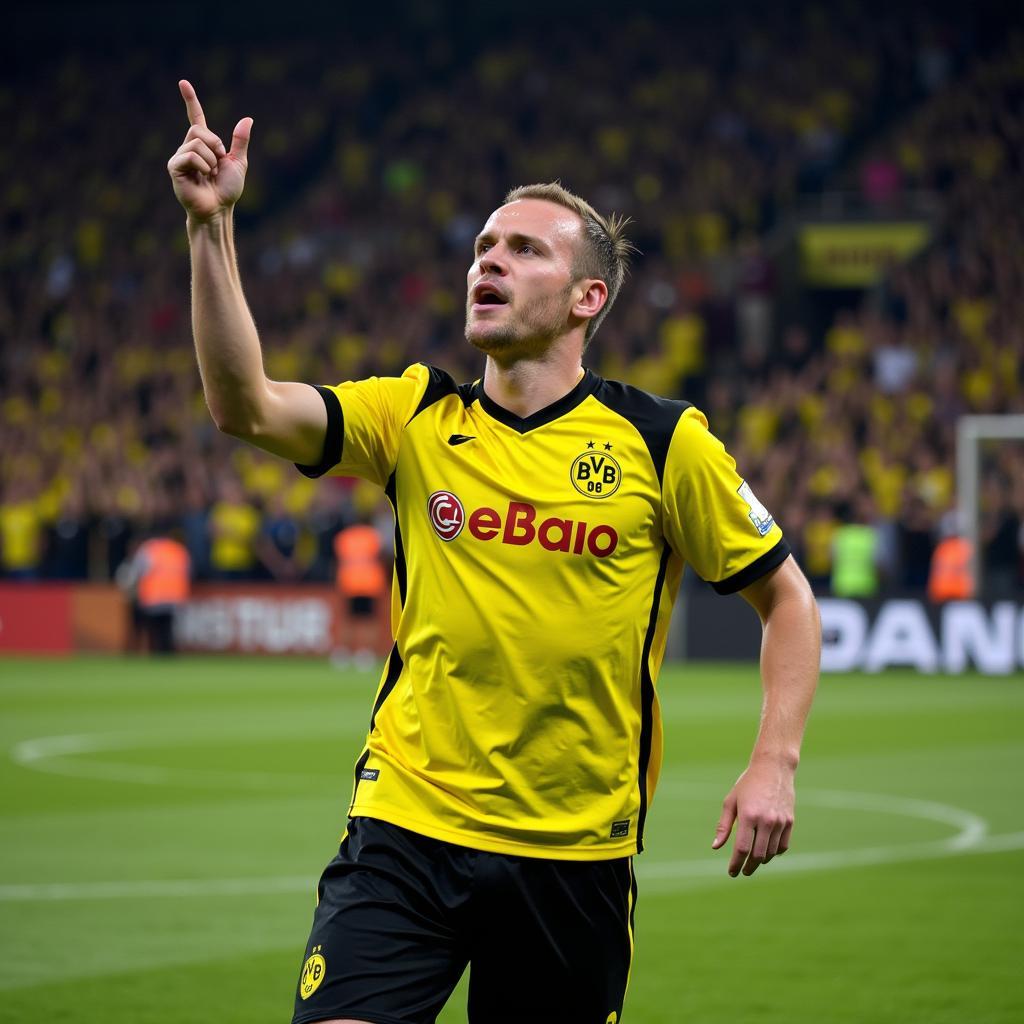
[[178, 79, 207, 128]]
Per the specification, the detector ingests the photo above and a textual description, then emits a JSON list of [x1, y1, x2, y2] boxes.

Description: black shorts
[[292, 816, 636, 1024]]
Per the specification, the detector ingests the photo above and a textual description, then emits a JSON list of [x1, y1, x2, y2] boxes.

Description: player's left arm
[[712, 555, 821, 877]]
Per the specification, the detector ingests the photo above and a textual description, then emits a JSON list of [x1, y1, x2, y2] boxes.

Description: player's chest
[[393, 413, 663, 562]]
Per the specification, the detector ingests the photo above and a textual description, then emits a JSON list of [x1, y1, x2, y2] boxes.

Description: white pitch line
[[638, 783, 993, 887], [7, 731, 1014, 900], [10, 730, 331, 791], [0, 875, 311, 902], [638, 829, 1024, 889], [0, 787, 1012, 904], [8, 755, 323, 791], [654, 781, 990, 848], [1, 832, 1022, 904]]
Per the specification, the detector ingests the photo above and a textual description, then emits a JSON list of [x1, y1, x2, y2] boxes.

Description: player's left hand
[[711, 759, 795, 877]]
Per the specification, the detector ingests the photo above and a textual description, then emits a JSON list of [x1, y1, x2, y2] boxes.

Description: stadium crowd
[[1, 9, 1021, 594]]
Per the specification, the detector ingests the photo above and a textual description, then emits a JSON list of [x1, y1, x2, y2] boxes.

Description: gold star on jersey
[[297, 364, 788, 860]]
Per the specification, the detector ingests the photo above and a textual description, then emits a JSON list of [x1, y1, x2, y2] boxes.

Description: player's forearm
[[750, 584, 820, 770], [187, 211, 269, 435]]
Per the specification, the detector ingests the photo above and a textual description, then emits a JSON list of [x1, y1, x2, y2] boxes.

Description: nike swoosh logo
[[447, 434, 476, 446]]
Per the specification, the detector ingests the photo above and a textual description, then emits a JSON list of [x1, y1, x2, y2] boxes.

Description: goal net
[[956, 414, 1024, 594]]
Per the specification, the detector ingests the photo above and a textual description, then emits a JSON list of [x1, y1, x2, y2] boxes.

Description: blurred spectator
[[209, 479, 261, 581], [734, 235, 775, 369], [981, 477, 1022, 598], [872, 327, 917, 394], [861, 155, 903, 207], [897, 495, 936, 590], [116, 537, 145, 652], [46, 485, 91, 580], [257, 492, 307, 582], [0, 479, 45, 580], [802, 504, 838, 591], [181, 476, 212, 579]]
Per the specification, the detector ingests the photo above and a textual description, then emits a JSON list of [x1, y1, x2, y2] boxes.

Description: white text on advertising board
[[820, 599, 1024, 674]]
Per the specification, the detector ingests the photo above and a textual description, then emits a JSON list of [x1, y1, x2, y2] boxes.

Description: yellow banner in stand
[[799, 221, 931, 287]]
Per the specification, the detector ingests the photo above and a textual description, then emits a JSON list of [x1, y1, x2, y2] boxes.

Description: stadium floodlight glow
[[956, 414, 1024, 592]]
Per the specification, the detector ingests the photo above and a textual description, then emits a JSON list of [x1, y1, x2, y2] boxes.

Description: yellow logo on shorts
[[299, 945, 326, 1000], [606, 1013, 618, 1024]]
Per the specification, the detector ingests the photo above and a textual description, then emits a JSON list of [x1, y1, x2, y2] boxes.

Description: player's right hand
[[167, 80, 252, 222]]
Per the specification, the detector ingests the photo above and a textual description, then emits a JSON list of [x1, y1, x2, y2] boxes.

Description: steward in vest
[[831, 498, 881, 598], [333, 517, 388, 669], [928, 535, 974, 602], [133, 534, 191, 654]]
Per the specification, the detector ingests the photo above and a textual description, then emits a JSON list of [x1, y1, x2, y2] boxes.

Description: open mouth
[[472, 282, 509, 307]]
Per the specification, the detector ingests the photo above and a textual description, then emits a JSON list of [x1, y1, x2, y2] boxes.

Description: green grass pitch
[[1, 655, 1022, 1023]]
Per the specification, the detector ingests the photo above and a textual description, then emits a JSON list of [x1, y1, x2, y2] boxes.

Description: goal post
[[956, 414, 1024, 592]]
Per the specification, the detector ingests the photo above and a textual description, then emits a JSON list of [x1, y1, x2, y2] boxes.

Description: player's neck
[[481, 350, 585, 420]]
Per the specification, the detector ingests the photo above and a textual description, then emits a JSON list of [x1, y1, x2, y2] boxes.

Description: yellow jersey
[[0, 501, 44, 571], [209, 501, 260, 571], [297, 364, 788, 860]]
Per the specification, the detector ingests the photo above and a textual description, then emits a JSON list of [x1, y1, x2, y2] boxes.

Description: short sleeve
[[662, 407, 789, 594], [295, 364, 430, 486]]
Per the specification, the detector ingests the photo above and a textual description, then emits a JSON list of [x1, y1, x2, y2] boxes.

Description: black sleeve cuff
[[711, 538, 791, 595], [295, 384, 343, 479]]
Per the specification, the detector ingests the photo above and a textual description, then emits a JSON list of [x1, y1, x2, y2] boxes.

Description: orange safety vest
[[137, 538, 191, 608], [927, 536, 974, 603], [334, 525, 386, 597]]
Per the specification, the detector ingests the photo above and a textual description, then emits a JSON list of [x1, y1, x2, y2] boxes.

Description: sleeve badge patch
[[737, 481, 775, 537]]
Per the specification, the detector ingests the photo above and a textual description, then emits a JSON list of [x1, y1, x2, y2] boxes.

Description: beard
[[465, 284, 575, 360]]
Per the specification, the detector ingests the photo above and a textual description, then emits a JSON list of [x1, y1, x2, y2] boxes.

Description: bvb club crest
[[571, 444, 621, 499], [299, 946, 326, 1000]]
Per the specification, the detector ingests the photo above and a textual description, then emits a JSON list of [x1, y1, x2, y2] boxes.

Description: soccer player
[[169, 81, 821, 1024]]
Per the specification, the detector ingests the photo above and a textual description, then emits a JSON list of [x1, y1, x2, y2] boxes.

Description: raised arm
[[167, 80, 326, 465], [712, 555, 821, 876]]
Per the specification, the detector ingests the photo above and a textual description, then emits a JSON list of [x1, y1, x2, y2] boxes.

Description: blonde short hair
[[503, 182, 635, 345]]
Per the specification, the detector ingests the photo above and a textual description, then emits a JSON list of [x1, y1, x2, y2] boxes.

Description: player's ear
[[572, 279, 608, 324]]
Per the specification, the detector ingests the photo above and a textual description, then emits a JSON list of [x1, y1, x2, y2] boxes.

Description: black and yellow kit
[[298, 363, 789, 860]]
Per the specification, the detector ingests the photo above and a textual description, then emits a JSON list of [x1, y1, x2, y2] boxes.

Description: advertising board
[[799, 222, 931, 287], [685, 589, 1024, 675]]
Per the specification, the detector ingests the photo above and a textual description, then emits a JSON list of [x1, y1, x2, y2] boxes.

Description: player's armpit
[[221, 378, 328, 466]]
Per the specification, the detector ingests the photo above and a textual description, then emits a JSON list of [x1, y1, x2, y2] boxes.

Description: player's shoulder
[[590, 375, 695, 482], [592, 375, 693, 422], [400, 363, 476, 423]]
